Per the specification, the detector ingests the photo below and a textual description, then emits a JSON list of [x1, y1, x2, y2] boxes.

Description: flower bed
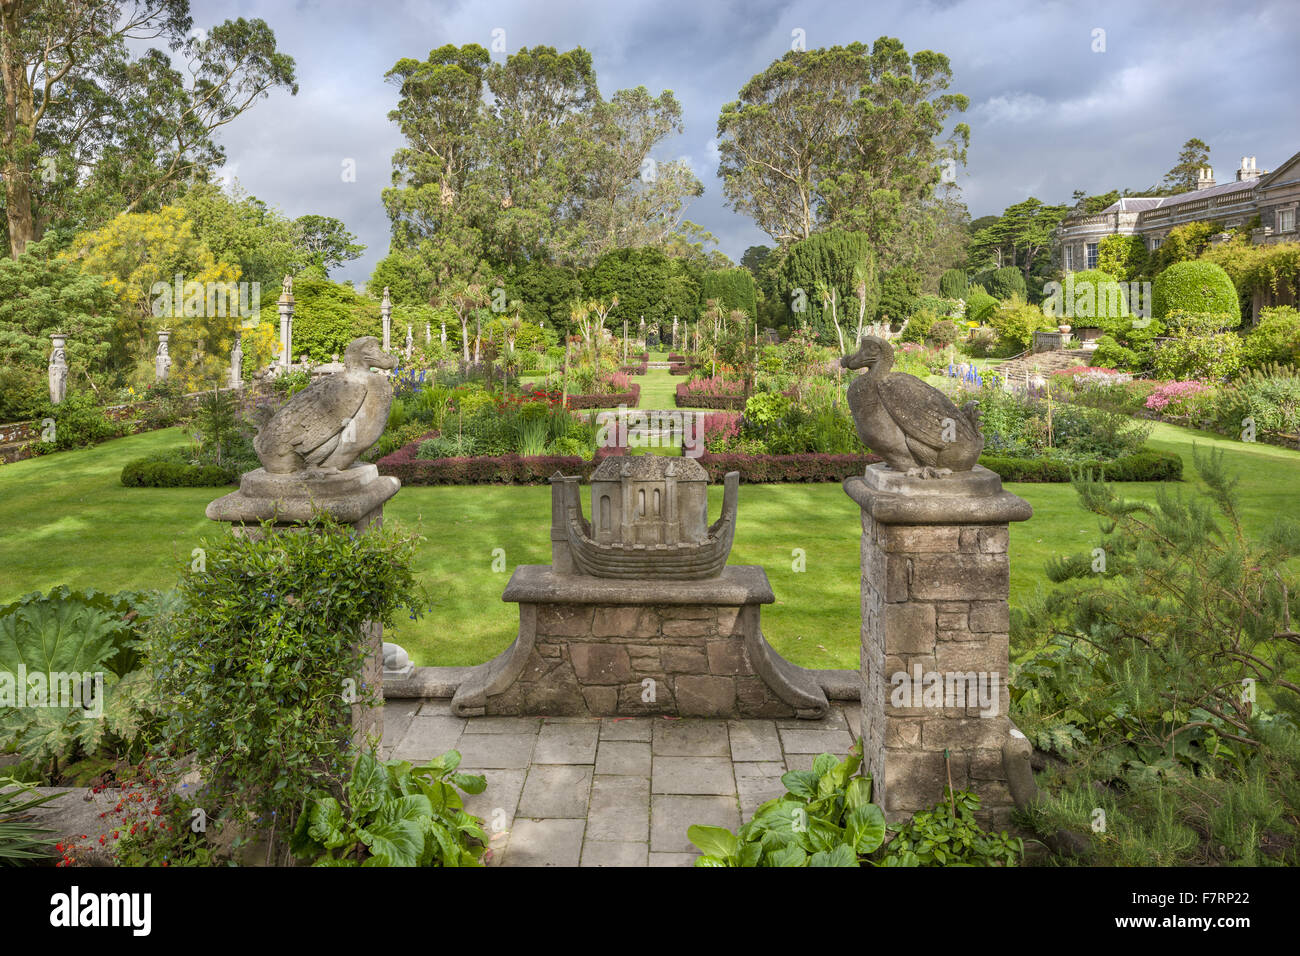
[[565, 382, 640, 409], [619, 360, 649, 375], [675, 376, 746, 409]]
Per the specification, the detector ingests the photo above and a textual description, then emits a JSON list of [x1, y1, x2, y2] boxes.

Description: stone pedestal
[[206, 463, 400, 750], [844, 464, 1032, 827], [452, 565, 828, 720]]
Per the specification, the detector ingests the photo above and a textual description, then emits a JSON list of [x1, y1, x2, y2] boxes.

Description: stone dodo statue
[[254, 336, 398, 474], [840, 335, 983, 478]]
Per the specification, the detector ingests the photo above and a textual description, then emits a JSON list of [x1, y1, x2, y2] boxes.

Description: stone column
[[404, 325, 413, 362], [425, 322, 431, 345], [155, 329, 171, 382], [230, 333, 243, 389], [844, 464, 1031, 828], [278, 280, 294, 370], [48, 333, 68, 405], [381, 286, 392, 352]]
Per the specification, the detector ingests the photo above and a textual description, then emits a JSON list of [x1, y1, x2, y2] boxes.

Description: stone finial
[[841, 336, 983, 479], [279, 275, 294, 302], [49, 332, 68, 405]]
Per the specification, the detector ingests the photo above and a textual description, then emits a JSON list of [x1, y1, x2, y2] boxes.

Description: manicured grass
[[636, 365, 722, 411], [1, 420, 1297, 671]]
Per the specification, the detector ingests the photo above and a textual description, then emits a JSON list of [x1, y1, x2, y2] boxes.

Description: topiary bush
[[1151, 260, 1240, 322], [120, 456, 235, 487], [985, 266, 1028, 301], [966, 285, 998, 324]]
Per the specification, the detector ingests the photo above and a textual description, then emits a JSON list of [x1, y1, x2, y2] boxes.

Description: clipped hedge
[[1152, 260, 1240, 321], [619, 360, 649, 375], [978, 449, 1182, 483], [675, 384, 745, 409], [566, 383, 640, 409], [377, 444, 626, 485], [121, 457, 237, 487], [696, 452, 881, 482]]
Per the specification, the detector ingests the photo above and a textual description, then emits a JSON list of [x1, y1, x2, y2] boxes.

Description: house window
[[1086, 242, 1098, 269], [1279, 208, 1296, 233], [1063, 246, 1073, 270], [1149, 236, 1162, 250]]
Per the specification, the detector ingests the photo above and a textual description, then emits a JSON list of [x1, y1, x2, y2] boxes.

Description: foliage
[[1216, 364, 1300, 436], [0, 237, 122, 392], [715, 38, 969, 266], [878, 790, 1022, 866], [938, 268, 967, 299], [1242, 306, 1300, 369], [120, 453, 235, 487], [0, 778, 59, 865], [255, 277, 380, 363], [1151, 221, 1222, 274], [1150, 313, 1244, 380], [988, 296, 1055, 349], [982, 266, 1027, 301], [147, 516, 425, 844], [876, 266, 921, 321], [689, 749, 885, 867], [0, 588, 158, 779], [772, 229, 876, 338], [978, 450, 1182, 483], [0, 366, 50, 423], [289, 750, 488, 867], [927, 319, 959, 347], [700, 267, 757, 317], [1012, 452, 1300, 864], [965, 285, 997, 324], [1152, 260, 1241, 322], [28, 391, 130, 455], [1097, 234, 1149, 283]]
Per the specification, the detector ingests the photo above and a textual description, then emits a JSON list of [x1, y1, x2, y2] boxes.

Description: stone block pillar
[[845, 464, 1031, 827], [155, 329, 171, 382]]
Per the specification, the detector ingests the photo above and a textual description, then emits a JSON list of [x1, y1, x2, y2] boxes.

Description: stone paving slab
[[384, 703, 856, 866]]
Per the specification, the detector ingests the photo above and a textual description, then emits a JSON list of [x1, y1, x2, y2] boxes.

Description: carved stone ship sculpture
[[550, 456, 740, 579]]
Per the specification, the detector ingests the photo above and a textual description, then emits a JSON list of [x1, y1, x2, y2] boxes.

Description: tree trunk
[[0, 8, 36, 258], [3, 161, 34, 257]]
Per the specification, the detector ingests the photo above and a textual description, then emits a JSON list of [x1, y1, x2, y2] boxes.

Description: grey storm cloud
[[188, 0, 1299, 284]]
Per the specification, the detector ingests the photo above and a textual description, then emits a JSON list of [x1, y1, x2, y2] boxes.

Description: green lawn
[[1, 421, 1297, 671]]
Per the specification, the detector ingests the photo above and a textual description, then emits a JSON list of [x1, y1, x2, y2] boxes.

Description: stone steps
[[990, 349, 1086, 389]]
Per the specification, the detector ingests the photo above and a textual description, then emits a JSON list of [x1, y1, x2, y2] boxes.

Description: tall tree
[[715, 38, 968, 257], [1162, 137, 1211, 194], [968, 197, 1068, 280], [0, 3, 296, 257], [292, 215, 365, 277]]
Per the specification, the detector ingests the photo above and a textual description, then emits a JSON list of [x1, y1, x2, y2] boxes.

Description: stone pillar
[[48, 333, 68, 405], [155, 329, 171, 382], [381, 287, 392, 352], [230, 333, 243, 389], [405, 324, 413, 362], [440, 322, 446, 344], [425, 322, 431, 345], [844, 464, 1031, 828], [278, 281, 294, 370]]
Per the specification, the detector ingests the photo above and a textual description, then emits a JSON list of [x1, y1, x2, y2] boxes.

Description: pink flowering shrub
[[701, 412, 742, 450], [1145, 380, 1213, 416], [681, 375, 745, 398]]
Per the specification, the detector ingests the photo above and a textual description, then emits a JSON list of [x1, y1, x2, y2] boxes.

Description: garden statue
[[155, 330, 171, 382], [381, 286, 392, 351], [253, 336, 398, 474], [841, 335, 983, 478], [230, 333, 243, 388], [48, 333, 68, 404]]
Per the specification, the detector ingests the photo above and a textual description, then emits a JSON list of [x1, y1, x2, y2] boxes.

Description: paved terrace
[[381, 701, 862, 867]]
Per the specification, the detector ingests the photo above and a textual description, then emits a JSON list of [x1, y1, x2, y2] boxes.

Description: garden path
[[381, 701, 860, 866]]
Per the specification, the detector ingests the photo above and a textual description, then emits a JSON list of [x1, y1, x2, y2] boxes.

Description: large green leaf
[[766, 844, 808, 867], [347, 752, 391, 816], [687, 824, 739, 860], [358, 794, 433, 867], [306, 797, 351, 850], [809, 845, 859, 867], [846, 803, 886, 855]]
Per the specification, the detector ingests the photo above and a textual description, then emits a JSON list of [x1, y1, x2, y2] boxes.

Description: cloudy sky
[[190, 0, 1299, 284]]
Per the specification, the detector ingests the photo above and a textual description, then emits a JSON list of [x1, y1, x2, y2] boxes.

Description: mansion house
[[1055, 150, 1300, 273]]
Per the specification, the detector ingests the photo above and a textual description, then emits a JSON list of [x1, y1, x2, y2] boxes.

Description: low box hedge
[[695, 452, 881, 482], [121, 456, 237, 487], [978, 449, 1182, 482], [619, 361, 649, 375], [377, 443, 626, 485]]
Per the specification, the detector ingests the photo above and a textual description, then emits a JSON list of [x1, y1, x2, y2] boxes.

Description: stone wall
[[492, 602, 794, 718]]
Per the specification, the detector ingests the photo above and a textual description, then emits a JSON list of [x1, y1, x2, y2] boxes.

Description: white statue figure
[[230, 333, 243, 388], [155, 330, 171, 381], [49, 333, 68, 404]]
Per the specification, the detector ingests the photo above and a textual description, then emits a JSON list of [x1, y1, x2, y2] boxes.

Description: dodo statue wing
[[272, 376, 369, 457], [876, 374, 979, 452]]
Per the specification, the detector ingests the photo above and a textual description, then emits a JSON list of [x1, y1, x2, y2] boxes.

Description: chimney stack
[[1196, 166, 1216, 190], [1236, 156, 1263, 182]]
